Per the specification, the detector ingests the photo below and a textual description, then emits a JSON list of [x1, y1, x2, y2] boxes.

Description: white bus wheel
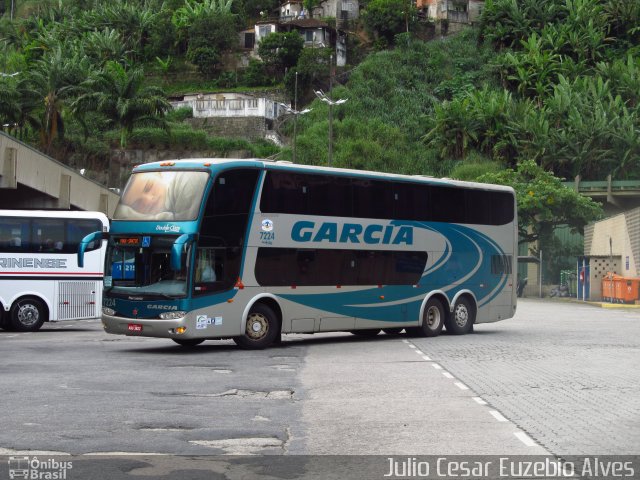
[[234, 303, 279, 350], [446, 297, 475, 335], [10, 298, 46, 332]]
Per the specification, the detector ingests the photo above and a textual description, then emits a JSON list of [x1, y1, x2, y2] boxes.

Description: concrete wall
[[186, 117, 272, 141], [587, 212, 638, 277], [584, 207, 640, 300], [0, 132, 119, 216]]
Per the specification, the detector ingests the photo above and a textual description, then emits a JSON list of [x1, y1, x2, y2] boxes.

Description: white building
[[171, 93, 283, 120]]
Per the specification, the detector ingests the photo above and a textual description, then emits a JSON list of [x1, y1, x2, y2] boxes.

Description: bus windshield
[[105, 236, 189, 298], [113, 171, 209, 221]]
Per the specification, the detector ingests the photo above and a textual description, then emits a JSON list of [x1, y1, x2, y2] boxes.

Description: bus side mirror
[[171, 234, 195, 271], [78, 231, 104, 267]]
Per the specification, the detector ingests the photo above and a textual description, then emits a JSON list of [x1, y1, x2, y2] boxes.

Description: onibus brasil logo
[[8, 456, 72, 480]]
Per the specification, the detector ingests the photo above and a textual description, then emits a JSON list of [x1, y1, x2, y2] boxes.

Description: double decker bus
[[0, 210, 109, 331], [82, 159, 517, 349]]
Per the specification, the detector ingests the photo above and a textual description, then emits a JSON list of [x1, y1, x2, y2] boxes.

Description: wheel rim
[[454, 304, 469, 328], [17, 303, 40, 327], [246, 312, 269, 340], [425, 305, 441, 330]]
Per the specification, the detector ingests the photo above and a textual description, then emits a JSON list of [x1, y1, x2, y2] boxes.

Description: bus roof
[[0, 209, 110, 224], [131, 158, 515, 194]]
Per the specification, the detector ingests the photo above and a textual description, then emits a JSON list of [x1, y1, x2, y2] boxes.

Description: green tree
[[284, 47, 332, 103], [29, 45, 92, 153], [187, 12, 238, 54], [72, 61, 171, 148], [477, 160, 602, 246], [257, 31, 304, 76], [362, 0, 413, 46]]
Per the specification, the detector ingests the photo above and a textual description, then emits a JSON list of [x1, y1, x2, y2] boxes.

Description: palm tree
[[73, 61, 171, 148], [30, 45, 91, 153]]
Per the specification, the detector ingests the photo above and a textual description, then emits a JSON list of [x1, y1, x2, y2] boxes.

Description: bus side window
[[0, 217, 29, 252]]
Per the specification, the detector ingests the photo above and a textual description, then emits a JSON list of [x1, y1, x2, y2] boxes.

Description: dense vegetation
[[0, 0, 283, 180], [2, 0, 638, 280], [292, 0, 639, 182]]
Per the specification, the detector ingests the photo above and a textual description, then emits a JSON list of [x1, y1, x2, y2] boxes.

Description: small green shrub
[[166, 106, 193, 122]]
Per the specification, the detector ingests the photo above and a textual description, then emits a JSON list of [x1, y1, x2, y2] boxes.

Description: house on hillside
[[169, 93, 285, 142], [279, 18, 332, 47], [312, 0, 359, 27], [416, 0, 484, 25], [280, 0, 306, 20], [251, 0, 359, 65], [172, 93, 281, 120]]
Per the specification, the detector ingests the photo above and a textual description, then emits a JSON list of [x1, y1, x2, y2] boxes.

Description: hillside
[[0, 0, 638, 184], [291, 0, 640, 181]]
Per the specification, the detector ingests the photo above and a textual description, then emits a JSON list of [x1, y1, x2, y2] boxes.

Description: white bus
[[86, 159, 517, 349], [0, 210, 109, 331]]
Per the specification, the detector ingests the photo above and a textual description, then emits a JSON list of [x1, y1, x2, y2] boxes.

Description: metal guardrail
[[564, 178, 640, 193]]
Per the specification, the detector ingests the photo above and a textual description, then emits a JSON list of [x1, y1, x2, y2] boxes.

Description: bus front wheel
[[446, 297, 475, 335], [234, 303, 279, 349], [10, 297, 46, 332], [408, 298, 445, 337]]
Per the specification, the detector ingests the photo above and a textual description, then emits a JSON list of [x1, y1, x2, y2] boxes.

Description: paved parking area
[[412, 298, 640, 455]]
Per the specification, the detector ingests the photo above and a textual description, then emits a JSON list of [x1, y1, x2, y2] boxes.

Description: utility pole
[[279, 83, 311, 164], [328, 54, 333, 166], [314, 89, 347, 167], [293, 71, 298, 163]]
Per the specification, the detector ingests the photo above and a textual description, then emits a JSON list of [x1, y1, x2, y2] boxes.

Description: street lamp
[[314, 89, 348, 167], [278, 103, 312, 163], [278, 71, 312, 163]]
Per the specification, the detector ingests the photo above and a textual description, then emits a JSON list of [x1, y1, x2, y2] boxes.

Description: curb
[[520, 297, 640, 309]]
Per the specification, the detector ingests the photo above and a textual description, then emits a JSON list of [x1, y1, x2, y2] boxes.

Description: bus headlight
[[102, 307, 115, 316], [159, 311, 186, 320]]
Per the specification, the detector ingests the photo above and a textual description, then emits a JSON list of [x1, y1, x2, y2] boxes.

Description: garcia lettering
[[292, 221, 413, 245]]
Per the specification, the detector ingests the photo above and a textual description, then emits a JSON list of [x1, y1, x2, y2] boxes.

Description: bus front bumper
[[102, 314, 194, 339]]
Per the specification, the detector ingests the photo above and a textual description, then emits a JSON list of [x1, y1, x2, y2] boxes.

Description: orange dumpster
[[602, 273, 623, 303], [619, 278, 640, 304]]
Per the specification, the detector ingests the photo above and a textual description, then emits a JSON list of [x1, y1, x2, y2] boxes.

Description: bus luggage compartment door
[[57, 281, 100, 320]]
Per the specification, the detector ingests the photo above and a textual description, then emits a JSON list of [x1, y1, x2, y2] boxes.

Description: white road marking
[[489, 410, 508, 422], [454, 382, 469, 390], [514, 431, 538, 447], [432, 364, 442, 370], [408, 344, 416, 349], [442, 372, 454, 379], [421, 355, 431, 361], [472, 397, 487, 405]]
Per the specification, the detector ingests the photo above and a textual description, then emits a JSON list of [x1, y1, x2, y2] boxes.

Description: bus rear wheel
[[407, 298, 444, 337], [234, 303, 279, 350], [445, 297, 475, 335], [172, 338, 205, 347], [10, 297, 46, 332]]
